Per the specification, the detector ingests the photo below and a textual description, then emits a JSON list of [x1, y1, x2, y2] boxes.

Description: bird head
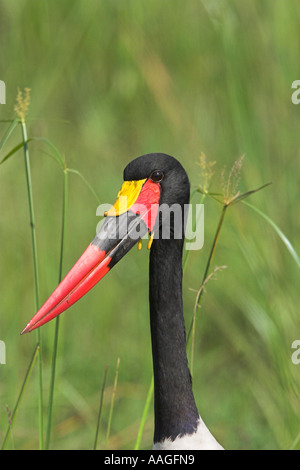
[[21, 153, 190, 334]]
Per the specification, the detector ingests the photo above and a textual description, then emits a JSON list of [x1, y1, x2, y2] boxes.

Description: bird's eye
[[150, 170, 164, 183]]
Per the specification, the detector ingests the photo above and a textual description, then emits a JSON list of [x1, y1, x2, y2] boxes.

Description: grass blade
[[0, 139, 33, 165], [228, 182, 272, 206], [45, 169, 68, 450], [1, 344, 40, 450], [242, 200, 300, 269], [31, 136, 65, 169], [289, 430, 300, 450], [93, 365, 109, 450], [105, 358, 120, 449], [134, 376, 154, 450], [67, 168, 101, 204], [0, 118, 19, 152], [20, 120, 44, 450]]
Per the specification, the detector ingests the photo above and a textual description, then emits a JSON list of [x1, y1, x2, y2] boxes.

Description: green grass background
[[1, 0, 300, 450]]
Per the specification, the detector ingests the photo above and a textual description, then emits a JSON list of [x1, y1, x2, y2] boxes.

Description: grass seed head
[[221, 155, 245, 205], [14, 87, 31, 122], [197, 152, 216, 194]]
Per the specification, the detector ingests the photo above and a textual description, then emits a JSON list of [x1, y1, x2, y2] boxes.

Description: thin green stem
[[134, 376, 154, 450], [183, 192, 206, 273], [21, 120, 44, 450], [187, 204, 228, 346], [201, 204, 227, 285], [1, 344, 40, 450], [21, 121, 40, 310], [105, 358, 120, 449], [189, 265, 226, 375], [45, 169, 68, 450], [94, 365, 109, 450]]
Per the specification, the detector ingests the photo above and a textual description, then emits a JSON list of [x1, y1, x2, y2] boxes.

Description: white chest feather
[[152, 417, 223, 450]]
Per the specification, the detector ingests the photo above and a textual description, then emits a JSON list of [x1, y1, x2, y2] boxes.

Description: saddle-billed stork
[[22, 153, 223, 450]]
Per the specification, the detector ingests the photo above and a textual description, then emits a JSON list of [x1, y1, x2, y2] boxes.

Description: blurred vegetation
[[1, 0, 300, 450]]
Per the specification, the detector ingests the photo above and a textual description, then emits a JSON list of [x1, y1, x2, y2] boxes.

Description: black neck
[[149, 237, 199, 443]]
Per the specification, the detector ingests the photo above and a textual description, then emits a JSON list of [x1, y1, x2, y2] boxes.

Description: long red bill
[[21, 178, 161, 334]]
